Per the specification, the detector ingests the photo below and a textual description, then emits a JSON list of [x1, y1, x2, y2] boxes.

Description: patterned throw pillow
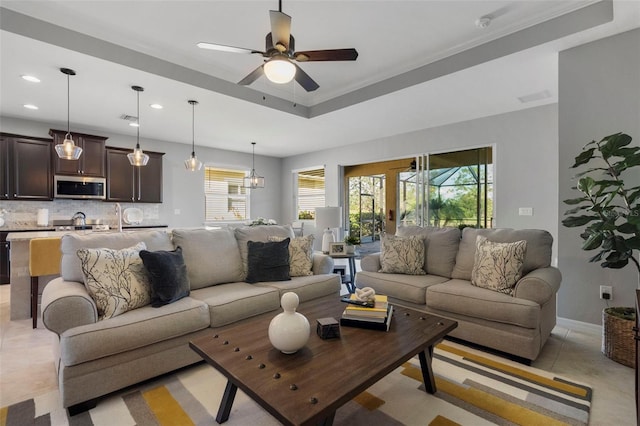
[[471, 236, 527, 295], [77, 242, 151, 320], [379, 235, 426, 275], [269, 235, 315, 277]]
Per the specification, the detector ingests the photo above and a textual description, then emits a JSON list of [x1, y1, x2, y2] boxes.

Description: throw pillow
[[139, 246, 190, 307], [269, 235, 315, 277], [246, 238, 291, 283], [76, 242, 150, 320], [379, 235, 426, 275], [471, 236, 527, 295]]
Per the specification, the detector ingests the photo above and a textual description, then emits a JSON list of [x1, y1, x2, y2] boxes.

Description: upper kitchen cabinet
[[105, 147, 164, 203], [0, 133, 53, 200], [49, 129, 107, 177]]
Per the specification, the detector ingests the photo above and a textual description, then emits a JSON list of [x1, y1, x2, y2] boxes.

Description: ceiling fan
[[197, 0, 358, 92]]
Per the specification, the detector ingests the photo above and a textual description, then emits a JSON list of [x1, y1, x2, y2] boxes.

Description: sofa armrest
[[41, 277, 98, 336], [513, 267, 562, 305], [360, 253, 381, 272], [312, 252, 335, 275]]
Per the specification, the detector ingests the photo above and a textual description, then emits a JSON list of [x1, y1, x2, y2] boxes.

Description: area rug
[[0, 341, 592, 426]]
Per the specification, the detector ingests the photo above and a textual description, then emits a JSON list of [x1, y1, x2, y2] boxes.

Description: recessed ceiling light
[[21, 75, 41, 83], [149, 103, 163, 109], [23, 104, 39, 110], [129, 122, 140, 127], [518, 90, 552, 103]]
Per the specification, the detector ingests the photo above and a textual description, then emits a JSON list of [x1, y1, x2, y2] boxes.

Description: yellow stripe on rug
[[0, 405, 7, 426], [353, 391, 385, 411], [438, 343, 589, 398], [428, 414, 461, 426], [142, 386, 194, 426]]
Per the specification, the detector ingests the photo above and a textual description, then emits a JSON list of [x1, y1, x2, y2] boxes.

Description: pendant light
[[184, 100, 203, 171], [243, 142, 265, 189], [127, 85, 150, 166], [55, 68, 83, 160]]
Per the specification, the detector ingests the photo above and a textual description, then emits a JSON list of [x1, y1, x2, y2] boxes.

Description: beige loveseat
[[41, 225, 340, 413], [354, 226, 561, 362]]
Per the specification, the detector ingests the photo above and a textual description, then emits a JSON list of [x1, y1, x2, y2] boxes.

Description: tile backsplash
[[0, 200, 160, 228]]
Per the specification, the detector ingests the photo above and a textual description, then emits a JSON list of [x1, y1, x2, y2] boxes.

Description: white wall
[[281, 104, 560, 254], [0, 116, 284, 227], [558, 29, 640, 324]]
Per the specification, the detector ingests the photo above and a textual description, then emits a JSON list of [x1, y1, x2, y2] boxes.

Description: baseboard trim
[[557, 316, 602, 335]]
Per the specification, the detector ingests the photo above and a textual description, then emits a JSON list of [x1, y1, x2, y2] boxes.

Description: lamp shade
[[264, 55, 296, 84], [315, 207, 342, 253]]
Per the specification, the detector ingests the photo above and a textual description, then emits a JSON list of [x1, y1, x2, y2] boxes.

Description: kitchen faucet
[[115, 203, 122, 232]]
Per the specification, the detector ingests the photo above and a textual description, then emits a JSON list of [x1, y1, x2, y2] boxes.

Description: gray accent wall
[[558, 29, 640, 324], [281, 104, 560, 258]]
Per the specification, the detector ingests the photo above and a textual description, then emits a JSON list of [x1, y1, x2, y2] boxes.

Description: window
[[204, 166, 249, 221], [296, 168, 325, 220]]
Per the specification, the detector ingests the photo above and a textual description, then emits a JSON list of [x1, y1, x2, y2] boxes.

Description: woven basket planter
[[602, 307, 636, 368]]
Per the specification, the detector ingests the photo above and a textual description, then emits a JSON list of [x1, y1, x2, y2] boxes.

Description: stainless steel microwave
[[54, 175, 106, 200]]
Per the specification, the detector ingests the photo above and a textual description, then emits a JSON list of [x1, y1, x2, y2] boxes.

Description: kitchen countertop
[[6, 225, 169, 241]]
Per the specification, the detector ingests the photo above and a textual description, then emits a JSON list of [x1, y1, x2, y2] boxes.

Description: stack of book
[[340, 294, 393, 331]]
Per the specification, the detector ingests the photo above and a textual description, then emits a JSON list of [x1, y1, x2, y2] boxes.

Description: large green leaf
[[563, 197, 588, 205], [626, 236, 640, 250], [562, 215, 598, 227], [582, 233, 603, 250], [617, 222, 638, 234], [577, 177, 596, 194], [572, 147, 596, 167], [600, 133, 631, 159], [627, 189, 640, 205], [564, 205, 590, 215]]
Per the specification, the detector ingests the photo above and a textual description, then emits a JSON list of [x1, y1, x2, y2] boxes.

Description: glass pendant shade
[[243, 142, 265, 189], [264, 55, 296, 84], [185, 100, 203, 171], [55, 68, 83, 160], [128, 85, 149, 166]]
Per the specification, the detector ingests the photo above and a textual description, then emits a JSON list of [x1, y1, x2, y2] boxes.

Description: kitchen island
[[6, 226, 168, 320]]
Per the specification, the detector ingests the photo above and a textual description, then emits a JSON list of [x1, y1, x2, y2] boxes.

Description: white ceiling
[[1, 1, 639, 157]]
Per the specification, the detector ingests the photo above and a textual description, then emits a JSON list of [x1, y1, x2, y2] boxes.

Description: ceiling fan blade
[[293, 64, 319, 92], [294, 48, 358, 62], [197, 42, 263, 55], [238, 64, 265, 86], [269, 10, 291, 51]]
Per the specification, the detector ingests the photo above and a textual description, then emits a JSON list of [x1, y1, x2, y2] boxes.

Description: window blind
[[204, 167, 248, 221], [297, 168, 325, 219]]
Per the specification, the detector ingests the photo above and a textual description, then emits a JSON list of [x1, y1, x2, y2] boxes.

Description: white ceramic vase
[[268, 292, 310, 354]]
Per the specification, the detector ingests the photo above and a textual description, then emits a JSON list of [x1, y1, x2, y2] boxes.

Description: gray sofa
[[354, 226, 561, 361], [41, 225, 341, 412]]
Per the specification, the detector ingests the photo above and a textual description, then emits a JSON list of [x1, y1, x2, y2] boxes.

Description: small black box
[[316, 317, 340, 339]]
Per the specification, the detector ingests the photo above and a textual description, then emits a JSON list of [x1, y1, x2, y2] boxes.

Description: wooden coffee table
[[189, 295, 457, 425]]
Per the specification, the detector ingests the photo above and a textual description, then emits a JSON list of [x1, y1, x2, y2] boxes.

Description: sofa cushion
[[77, 242, 150, 320], [379, 235, 426, 275], [269, 235, 315, 277], [190, 282, 281, 327], [172, 228, 244, 289], [396, 226, 460, 277], [257, 274, 341, 303], [59, 297, 210, 366], [452, 228, 553, 281], [246, 239, 291, 283], [426, 280, 540, 329], [140, 246, 190, 307], [471, 236, 527, 296], [354, 271, 448, 305], [61, 230, 173, 283], [234, 225, 295, 277]]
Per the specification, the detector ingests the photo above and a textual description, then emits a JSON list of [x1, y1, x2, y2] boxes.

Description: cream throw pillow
[[269, 235, 315, 277], [77, 242, 150, 320], [471, 236, 527, 295], [379, 235, 426, 275]]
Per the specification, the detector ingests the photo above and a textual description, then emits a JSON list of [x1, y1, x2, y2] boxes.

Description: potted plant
[[562, 132, 639, 367], [344, 234, 361, 254]]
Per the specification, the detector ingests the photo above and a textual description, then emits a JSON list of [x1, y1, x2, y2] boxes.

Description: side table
[[328, 252, 357, 293]]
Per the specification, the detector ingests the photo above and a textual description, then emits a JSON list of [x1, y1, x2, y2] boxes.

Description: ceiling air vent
[[120, 114, 138, 122]]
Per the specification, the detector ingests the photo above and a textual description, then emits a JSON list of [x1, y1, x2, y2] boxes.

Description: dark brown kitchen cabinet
[[49, 129, 107, 177], [0, 133, 53, 200], [0, 232, 9, 285], [106, 147, 163, 203]]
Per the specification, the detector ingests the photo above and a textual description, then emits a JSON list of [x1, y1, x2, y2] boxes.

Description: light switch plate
[[519, 207, 533, 216], [174, 209, 181, 215]]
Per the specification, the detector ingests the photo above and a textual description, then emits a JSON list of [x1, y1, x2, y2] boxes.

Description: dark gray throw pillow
[[246, 238, 291, 283], [140, 246, 190, 307]]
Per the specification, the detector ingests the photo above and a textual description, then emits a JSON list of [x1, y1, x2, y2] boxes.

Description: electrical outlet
[[518, 207, 533, 216], [599, 285, 613, 300]]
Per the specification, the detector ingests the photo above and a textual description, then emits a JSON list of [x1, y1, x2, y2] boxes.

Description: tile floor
[[0, 283, 636, 425]]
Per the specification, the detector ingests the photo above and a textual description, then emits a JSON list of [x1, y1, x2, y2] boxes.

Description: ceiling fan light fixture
[[55, 67, 83, 160], [127, 85, 149, 167], [185, 100, 203, 172], [243, 142, 265, 189], [264, 55, 296, 84]]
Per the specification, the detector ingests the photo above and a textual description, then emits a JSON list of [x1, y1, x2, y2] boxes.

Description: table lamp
[[315, 206, 342, 253]]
